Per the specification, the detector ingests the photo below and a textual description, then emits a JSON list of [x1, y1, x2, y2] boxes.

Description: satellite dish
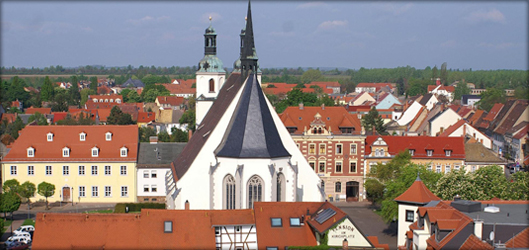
[[489, 231, 495, 241]]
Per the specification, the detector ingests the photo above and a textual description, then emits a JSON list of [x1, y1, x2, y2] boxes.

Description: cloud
[[296, 2, 327, 9], [316, 20, 347, 32], [465, 9, 506, 24], [440, 40, 457, 48], [127, 15, 170, 25], [377, 3, 413, 15]]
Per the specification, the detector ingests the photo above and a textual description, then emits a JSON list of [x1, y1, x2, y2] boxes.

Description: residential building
[[1, 125, 138, 203], [375, 92, 401, 110], [355, 83, 396, 94], [428, 107, 462, 136], [464, 142, 506, 172], [87, 94, 122, 104], [155, 96, 185, 110], [32, 201, 389, 250], [348, 92, 376, 106], [503, 122, 528, 164], [439, 120, 492, 149], [121, 78, 145, 89], [279, 105, 365, 201], [461, 94, 481, 107], [428, 84, 455, 102], [365, 136, 465, 175]]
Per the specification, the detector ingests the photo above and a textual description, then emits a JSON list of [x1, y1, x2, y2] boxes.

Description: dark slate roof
[[418, 93, 433, 106], [138, 142, 187, 167], [171, 73, 243, 180], [215, 74, 290, 158], [461, 95, 480, 105], [122, 78, 145, 88]]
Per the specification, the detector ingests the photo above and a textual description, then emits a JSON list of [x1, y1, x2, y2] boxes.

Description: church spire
[[240, 0, 258, 82]]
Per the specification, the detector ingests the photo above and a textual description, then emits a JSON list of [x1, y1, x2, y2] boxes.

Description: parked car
[[12, 231, 31, 239], [4, 236, 31, 248], [6, 241, 30, 250], [13, 225, 35, 235]]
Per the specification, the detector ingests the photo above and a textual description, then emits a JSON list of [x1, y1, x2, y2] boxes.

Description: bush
[[114, 203, 165, 213]]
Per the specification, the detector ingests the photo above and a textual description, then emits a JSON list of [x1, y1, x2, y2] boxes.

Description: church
[[166, 1, 324, 210]]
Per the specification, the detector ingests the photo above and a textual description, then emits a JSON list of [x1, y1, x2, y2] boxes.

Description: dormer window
[[445, 150, 452, 157], [47, 132, 54, 142], [27, 147, 35, 157], [116, 99, 121, 104], [120, 147, 128, 157], [93, 99, 98, 103], [62, 147, 70, 157], [105, 132, 112, 141], [427, 150, 433, 156], [110, 99, 114, 103], [80, 132, 86, 141], [92, 147, 99, 157], [409, 149, 415, 156]]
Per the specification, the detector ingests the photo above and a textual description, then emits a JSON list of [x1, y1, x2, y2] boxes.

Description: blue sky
[[1, 1, 527, 70]]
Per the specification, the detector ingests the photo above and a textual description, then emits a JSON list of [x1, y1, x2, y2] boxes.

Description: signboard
[[327, 218, 372, 247]]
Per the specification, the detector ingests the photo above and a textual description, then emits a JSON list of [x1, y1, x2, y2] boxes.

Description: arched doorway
[[62, 186, 71, 202], [346, 181, 359, 202]]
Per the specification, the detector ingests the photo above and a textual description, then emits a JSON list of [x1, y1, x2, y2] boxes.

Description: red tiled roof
[[306, 202, 349, 234], [365, 136, 466, 159], [279, 106, 362, 135], [25, 107, 52, 115], [367, 236, 390, 250], [467, 110, 484, 125], [156, 96, 185, 106], [2, 125, 138, 162], [459, 234, 494, 250], [505, 227, 529, 248], [394, 178, 441, 204], [137, 112, 155, 123], [356, 83, 394, 89], [159, 81, 195, 95], [439, 119, 466, 137], [483, 103, 504, 121], [309, 81, 341, 87], [1, 113, 17, 123], [51, 112, 68, 123]]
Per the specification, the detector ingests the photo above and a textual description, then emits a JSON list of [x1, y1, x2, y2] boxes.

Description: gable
[[327, 218, 373, 247]]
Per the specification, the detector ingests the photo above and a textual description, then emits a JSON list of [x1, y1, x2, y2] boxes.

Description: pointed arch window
[[224, 175, 236, 210], [209, 79, 215, 93], [247, 175, 263, 209], [277, 173, 286, 202]]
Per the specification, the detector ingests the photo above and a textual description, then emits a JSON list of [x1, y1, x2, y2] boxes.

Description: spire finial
[[209, 16, 212, 22]]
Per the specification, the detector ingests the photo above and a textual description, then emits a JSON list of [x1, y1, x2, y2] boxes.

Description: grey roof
[[122, 78, 145, 88], [138, 142, 187, 167], [465, 142, 505, 163], [418, 93, 433, 106], [461, 95, 480, 104], [215, 74, 290, 158], [462, 204, 529, 225]]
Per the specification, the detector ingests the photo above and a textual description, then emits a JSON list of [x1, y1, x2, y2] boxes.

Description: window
[[92, 186, 98, 197], [336, 144, 343, 154], [63, 165, 69, 176], [427, 150, 433, 156], [105, 166, 111, 175], [335, 182, 341, 192], [290, 218, 301, 227], [10, 166, 17, 175], [309, 144, 315, 154], [375, 149, 380, 156], [224, 175, 236, 210], [335, 162, 342, 173], [62, 147, 70, 157], [143, 170, 149, 178], [79, 166, 85, 175], [144, 185, 149, 192], [151, 171, 157, 178], [321, 180, 325, 191], [120, 147, 127, 157], [445, 165, 451, 173], [120, 166, 127, 175], [121, 186, 128, 197], [105, 132, 112, 141], [277, 173, 285, 202], [271, 218, 282, 227], [105, 186, 111, 197], [427, 165, 432, 171], [455, 165, 460, 171], [409, 149, 415, 156], [79, 186, 86, 197], [445, 150, 452, 157], [91, 147, 99, 157], [209, 79, 215, 93], [350, 144, 357, 154], [151, 185, 157, 192], [247, 175, 263, 209], [47, 133, 53, 142], [28, 166, 34, 176], [319, 144, 326, 154], [436, 165, 442, 173], [319, 162, 325, 173], [380, 149, 385, 156], [46, 166, 52, 175], [27, 147, 34, 157], [215, 227, 220, 235], [80, 132, 86, 141], [350, 162, 357, 173], [309, 162, 315, 170], [406, 210, 414, 222], [164, 221, 173, 233], [266, 248, 278, 250], [471, 166, 476, 172], [91, 166, 98, 175]]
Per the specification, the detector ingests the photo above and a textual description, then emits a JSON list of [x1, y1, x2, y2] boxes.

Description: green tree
[[139, 127, 157, 142], [3, 179, 20, 193], [471, 165, 509, 200], [440, 62, 448, 85], [28, 112, 49, 125], [120, 89, 133, 102], [107, 106, 135, 125], [433, 169, 474, 200], [362, 107, 387, 135], [6, 76, 30, 103], [8, 117, 25, 139], [171, 127, 189, 142], [89, 76, 98, 93], [431, 65, 438, 82], [80, 88, 95, 106], [507, 171, 529, 200], [37, 181, 55, 210], [514, 86, 529, 100], [179, 110, 196, 131], [476, 88, 506, 112], [406, 78, 429, 97], [40, 76, 55, 101], [19, 181, 36, 215], [158, 131, 171, 142], [453, 80, 471, 102], [301, 69, 323, 84], [68, 77, 81, 107], [364, 178, 385, 205], [0, 192, 21, 219], [126, 91, 142, 103], [51, 90, 69, 112], [141, 84, 170, 102]]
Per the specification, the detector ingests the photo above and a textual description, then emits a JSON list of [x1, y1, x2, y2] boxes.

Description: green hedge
[[114, 203, 165, 213]]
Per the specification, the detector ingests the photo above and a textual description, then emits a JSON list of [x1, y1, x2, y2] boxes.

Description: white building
[[429, 107, 462, 136]]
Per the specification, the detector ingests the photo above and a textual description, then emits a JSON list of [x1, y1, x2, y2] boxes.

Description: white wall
[[137, 168, 170, 197], [397, 203, 418, 247], [430, 109, 461, 136], [447, 123, 492, 149]]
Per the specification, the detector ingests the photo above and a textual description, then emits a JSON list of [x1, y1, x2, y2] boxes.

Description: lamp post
[[72, 187, 74, 206]]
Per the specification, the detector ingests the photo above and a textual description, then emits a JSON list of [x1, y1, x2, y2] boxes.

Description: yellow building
[[1, 125, 138, 203]]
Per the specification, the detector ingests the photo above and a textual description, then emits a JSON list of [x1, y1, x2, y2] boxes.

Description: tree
[[89, 76, 98, 93], [433, 169, 474, 200], [362, 107, 387, 135], [406, 78, 428, 97], [179, 110, 196, 131], [3, 179, 20, 193], [471, 165, 509, 200], [431, 65, 438, 82], [6, 76, 30, 104], [171, 127, 189, 142], [28, 112, 49, 125], [19, 181, 36, 214], [139, 127, 157, 142], [364, 178, 385, 204], [80, 88, 95, 106], [301, 69, 323, 84], [514, 86, 529, 100], [507, 171, 529, 200], [158, 131, 171, 142], [51, 90, 69, 112], [40, 76, 55, 101], [440, 62, 448, 85], [8, 117, 25, 139], [453, 80, 471, 102], [37, 182, 55, 210], [107, 106, 135, 125], [476, 88, 506, 112], [0, 192, 21, 219], [126, 91, 142, 103], [68, 76, 81, 107]]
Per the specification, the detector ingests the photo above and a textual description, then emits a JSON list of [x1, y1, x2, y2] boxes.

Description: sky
[[1, 1, 527, 70]]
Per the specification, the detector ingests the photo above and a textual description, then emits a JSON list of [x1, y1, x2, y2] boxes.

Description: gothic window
[[247, 175, 263, 209], [277, 173, 286, 202], [209, 79, 215, 93], [224, 175, 236, 210]]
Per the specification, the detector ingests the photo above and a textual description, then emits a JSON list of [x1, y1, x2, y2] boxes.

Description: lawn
[[86, 209, 114, 213], [22, 219, 35, 226]]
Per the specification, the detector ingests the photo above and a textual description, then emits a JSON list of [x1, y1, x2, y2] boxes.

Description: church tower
[[235, 1, 261, 83], [195, 17, 226, 126]]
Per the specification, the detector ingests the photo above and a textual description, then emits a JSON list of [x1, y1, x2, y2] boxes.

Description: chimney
[[436, 78, 441, 86], [299, 103, 304, 110], [185, 200, 190, 210], [372, 125, 377, 135], [454, 194, 461, 201], [342, 238, 349, 250], [474, 219, 483, 239], [188, 129, 193, 140], [149, 136, 158, 144], [462, 124, 466, 137], [321, 103, 325, 110]]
